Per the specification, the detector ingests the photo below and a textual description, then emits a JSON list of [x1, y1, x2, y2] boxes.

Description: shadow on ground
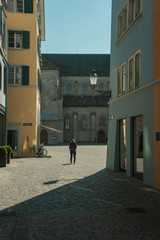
[[1, 169, 160, 239]]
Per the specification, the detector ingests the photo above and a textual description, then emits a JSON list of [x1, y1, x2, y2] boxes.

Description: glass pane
[[82, 86, 88, 95], [122, 65, 126, 93], [8, 0, 14, 12], [9, 32, 14, 48], [17, 0, 23, 12], [16, 33, 21, 48], [13, 130, 18, 150], [117, 69, 121, 96], [8, 67, 14, 84], [123, 8, 127, 32], [120, 119, 127, 170], [134, 116, 143, 179], [135, 0, 141, 17], [65, 116, 70, 130], [129, 58, 134, 91], [15, 67, 22, 84], [135, 53, 140, 88], [66, 85, 72, 94], [129, 0, 134, 24]]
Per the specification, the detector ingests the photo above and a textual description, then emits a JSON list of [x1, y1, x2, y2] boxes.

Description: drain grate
[[126, 207, 147, 214]]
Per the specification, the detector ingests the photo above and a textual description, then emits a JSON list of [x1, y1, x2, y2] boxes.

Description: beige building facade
[[41, 54, 110, 144]]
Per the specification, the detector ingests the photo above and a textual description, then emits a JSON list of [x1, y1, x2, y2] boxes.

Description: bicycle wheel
[[43, 148, 48, 156]]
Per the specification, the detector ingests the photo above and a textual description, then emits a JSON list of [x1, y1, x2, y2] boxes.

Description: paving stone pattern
[[0, 145, 160, 239]]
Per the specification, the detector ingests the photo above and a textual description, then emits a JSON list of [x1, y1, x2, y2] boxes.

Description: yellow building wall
[[154, 0, 160, 189], [7, 0, 40, 157]]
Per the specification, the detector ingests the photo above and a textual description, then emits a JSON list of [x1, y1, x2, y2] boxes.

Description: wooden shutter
[[22, 66, 29, 85], [24, 0, 33, 13], [23, 31, 30, 49]]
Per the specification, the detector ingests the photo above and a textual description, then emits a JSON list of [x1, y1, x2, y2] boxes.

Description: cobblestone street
[[0, 145, 160, 239]]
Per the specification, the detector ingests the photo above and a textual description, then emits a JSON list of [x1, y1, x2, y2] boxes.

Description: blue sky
[[41, 0, 112, 54]]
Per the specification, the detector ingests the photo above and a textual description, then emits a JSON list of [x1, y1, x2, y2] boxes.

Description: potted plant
[[0, 146, 8, 167], [5, 145, 12, 164]]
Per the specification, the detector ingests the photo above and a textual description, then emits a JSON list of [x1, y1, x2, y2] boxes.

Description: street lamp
[[90, 69, 111, 99]]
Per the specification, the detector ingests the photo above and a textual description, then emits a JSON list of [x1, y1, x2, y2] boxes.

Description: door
[[133, 116, 143, 179], [119, 119, 127, 171], [40, 129, 48, 144], [98, 129, 105, 142]]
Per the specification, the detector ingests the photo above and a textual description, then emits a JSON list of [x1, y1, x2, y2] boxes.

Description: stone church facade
[[41, 54, 110, 144]]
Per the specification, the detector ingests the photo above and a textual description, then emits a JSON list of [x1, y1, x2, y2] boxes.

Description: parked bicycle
[[28, 144, 48, 157]]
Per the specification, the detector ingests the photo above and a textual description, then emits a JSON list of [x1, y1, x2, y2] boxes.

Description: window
[[7, 130, 18, 151], [82, 85, 88, 95], [98, 84, 104, 91], [129, 0, 142, 25], [8, 0, 23, 12], [117, 63, 126, 97], [8, 0, 33, 13], [64, 114, 70, 130], [135, 52, 141, 88], [118, 5, 128, 38], [128, 51, 141, 91], [81, 117, 87, 130], [117, 0, 142, 40], [66, 84, 72, 94], [8, 65, 29, 85], [99, 115, 106, 126], [8, 30, 30, 49]]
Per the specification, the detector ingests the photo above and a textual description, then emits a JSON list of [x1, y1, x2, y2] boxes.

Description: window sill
[[116, 14, 142, 45]]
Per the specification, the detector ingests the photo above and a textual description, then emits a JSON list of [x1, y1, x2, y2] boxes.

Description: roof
[[63, 96, 109, 107], [41, 54, 110, 76], [41, 114, 59, 121]]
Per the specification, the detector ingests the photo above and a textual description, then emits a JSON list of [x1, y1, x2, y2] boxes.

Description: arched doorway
[[40, 129, 48, 144], [98, 129, 105, 143]]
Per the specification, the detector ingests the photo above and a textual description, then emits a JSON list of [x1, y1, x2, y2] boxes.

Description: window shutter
[[23, 31, 30, 49], [24, 0, 33, 13], [22, 66, 29, 85], [0, 5, 2, 35]]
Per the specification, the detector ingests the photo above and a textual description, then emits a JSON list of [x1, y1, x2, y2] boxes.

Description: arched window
[[99, 115, 106, 126], [66, 84, 72, 94], [64, 114, 70, 130], [82, 84, 88, 95], [81, 117, 87, 130]]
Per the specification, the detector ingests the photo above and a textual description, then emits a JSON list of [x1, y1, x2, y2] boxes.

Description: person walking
[[69, 139, 77, 164]]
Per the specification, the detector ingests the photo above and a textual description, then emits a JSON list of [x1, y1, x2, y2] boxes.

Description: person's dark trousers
[[70, 151, 76, 164]]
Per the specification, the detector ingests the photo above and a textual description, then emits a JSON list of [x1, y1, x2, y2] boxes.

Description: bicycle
[[28, 144, 48, 157]]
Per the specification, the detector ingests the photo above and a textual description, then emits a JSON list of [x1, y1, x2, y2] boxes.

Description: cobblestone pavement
[[0, 145, 160, 240]]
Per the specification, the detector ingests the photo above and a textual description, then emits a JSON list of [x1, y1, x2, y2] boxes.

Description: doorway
[[133, 116, 143, 180], [98, 129, 105, 142], [119, 119, 127, 171], [40, 129, 48, 144]]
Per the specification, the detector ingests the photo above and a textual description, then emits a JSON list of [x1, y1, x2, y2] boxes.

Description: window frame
[[8, 30, 22, 49], [8, 0, 24, 13], [82, 85, 88, 95], [64, 114, 70, 130], [8, 65, 23, 85], [128, 50, 141, 92], [117, 62, 126, 97], [117, 4, 128, 39], [66, 84, 72, 95], [117, 0, 142, 41]]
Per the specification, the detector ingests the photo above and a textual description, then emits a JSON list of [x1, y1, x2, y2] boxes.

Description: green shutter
[[23, 31, 30, 49], [22, 66, 29, 85], [24, 0, 33, 13]]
